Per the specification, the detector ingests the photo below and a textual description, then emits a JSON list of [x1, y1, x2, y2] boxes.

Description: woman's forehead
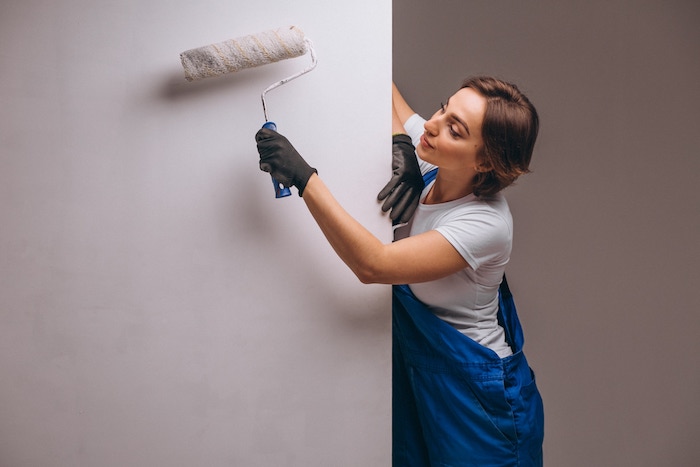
[[448, 88, 487, 132]]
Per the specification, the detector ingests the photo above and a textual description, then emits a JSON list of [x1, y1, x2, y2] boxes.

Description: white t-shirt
[[395, 114, 514, 358]]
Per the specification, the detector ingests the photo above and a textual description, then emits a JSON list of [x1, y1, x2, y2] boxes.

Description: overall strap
[[423, 168, 438, 185]]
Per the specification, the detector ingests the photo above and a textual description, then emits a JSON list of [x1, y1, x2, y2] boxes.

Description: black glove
[[255, 128, 317, 196], [377, 134, 424, 224]]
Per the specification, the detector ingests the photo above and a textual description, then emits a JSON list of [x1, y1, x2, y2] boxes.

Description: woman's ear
[[474, 148, 493, 173], [475, 159, 493, 173]]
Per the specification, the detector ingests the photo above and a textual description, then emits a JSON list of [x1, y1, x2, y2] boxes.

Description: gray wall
[[394, 0, 699, 465], [0, 0, 391, 465]]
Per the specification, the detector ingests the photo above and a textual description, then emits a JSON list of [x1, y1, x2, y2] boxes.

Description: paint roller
[[180, 26, 318, 198]]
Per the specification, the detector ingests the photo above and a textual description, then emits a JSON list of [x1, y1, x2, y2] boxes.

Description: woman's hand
[[377, 134, 424, 224], [255, 128, 317, 196]]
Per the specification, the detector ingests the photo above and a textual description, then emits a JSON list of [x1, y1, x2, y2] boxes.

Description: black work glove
[[255, 128, 317, 196], [377, 134, 424, 224]]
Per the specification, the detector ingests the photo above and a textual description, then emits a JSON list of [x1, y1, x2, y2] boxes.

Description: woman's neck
[[423, 170, 476, 204]]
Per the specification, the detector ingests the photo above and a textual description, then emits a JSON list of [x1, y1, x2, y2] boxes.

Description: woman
[[256, 76, 544, 466]]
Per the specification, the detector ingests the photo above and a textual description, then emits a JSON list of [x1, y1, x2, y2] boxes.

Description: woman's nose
[[424, 116, 438, 136]]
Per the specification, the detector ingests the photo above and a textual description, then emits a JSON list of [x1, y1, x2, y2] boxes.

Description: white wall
[[394, 0, 700, 465], [0, 1, 391, 465]]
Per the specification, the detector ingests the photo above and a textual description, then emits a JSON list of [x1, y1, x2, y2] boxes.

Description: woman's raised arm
[[392, 82, 417, 126], [302, 173, 468, 284]]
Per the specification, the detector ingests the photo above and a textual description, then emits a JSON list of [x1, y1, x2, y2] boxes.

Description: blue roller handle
[[262, 121, 292, 198]]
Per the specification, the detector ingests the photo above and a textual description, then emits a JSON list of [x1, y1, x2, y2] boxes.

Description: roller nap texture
[[180, 26, 307, 81]]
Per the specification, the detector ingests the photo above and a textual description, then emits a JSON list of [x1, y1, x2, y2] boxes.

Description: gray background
[[0, 0, 391, 465], [394, 0, 699, 465]]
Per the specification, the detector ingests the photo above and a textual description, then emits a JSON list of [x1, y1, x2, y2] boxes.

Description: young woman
[[255, 76, 544, 466]]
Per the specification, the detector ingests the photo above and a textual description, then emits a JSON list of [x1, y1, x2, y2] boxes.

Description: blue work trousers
[[392, 278, 544, 466]]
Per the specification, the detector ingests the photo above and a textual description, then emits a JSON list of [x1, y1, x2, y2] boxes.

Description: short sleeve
[[403, 113, 424, 146], [434, 208, 512, 271]]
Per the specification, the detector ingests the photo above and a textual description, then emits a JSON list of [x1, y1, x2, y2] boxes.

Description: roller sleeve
[[180, 26, 307, 81]]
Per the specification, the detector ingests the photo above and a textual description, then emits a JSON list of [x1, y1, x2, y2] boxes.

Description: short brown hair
[[462, 76, 539, 197]]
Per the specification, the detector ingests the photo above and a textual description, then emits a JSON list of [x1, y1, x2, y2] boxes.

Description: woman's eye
[[439, 102, 460, 137]]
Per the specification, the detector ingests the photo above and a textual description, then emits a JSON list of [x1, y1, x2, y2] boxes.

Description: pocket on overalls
[[503, 366, 544, 465], [466, 374, 519, 448], [407, 362, 518, 464]]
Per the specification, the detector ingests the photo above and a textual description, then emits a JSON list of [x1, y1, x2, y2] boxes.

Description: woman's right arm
[[392, 82, 417, 127], [379, 82, 425, 224], [392, 100, 407, 134]]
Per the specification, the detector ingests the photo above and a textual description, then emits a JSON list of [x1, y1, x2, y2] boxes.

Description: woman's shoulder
[[403, 113, 425, 145], [429, 193, 513, 268], [433, 193, 513, 237]]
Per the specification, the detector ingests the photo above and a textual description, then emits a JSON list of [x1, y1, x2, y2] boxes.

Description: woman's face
[[417, 87, 487, 173]]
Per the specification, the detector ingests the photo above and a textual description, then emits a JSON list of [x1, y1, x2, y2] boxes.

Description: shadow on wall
[[159, 67, 264, 100], [231, 168, 391, 332]]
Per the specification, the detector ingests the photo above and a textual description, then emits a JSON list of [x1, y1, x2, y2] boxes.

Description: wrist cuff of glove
[[392, 133, 414, 146], [296, 168, 318, 197]]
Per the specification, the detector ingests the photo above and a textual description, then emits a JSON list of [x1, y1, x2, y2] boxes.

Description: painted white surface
[[0, 1, 391, 465]]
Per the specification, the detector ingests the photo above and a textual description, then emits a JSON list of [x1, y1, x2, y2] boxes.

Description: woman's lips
[[420, 134, 433, 150]]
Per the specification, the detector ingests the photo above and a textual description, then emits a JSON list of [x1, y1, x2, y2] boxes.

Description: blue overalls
[[392, 169, 544, 466]]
